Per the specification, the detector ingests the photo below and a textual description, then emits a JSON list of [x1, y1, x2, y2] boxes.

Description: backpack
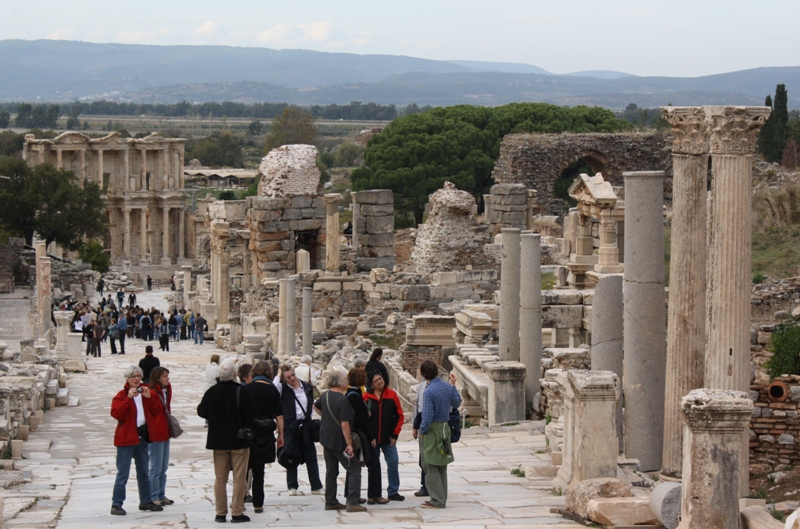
[[189, 315, 195, 325], [448, 407, 462, 443]]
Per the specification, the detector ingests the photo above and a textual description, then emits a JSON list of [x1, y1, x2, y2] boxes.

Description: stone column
[[123, 148, 130, 190], [178, 151, 185, 189], [178, 207, 185, 259], [141, 148, 147, 190], [161, 206, 171, 265], [278, 279, 287, 355], [162, 149, 168, 190], [704, 106, 770, 495], [499, 228, 521, 361], [97, 149, 104, 187], [594, 208, 623, 273], [350, 192, 359, 255], [210, 221, 230, 326], [79, 149, 86, 183], [123, 208, 131, 258], [660, 106, 710, 479], [285, 276, 297, 355], [324, 193, 342, 272], [302, 286, 312, 357], [56, 147, 62, 169], [139, 208, 148, 262], [182, 265, 192, 309], [519, 232, 542, 409], [54, 310, 74, 359], [217, 251, 230, 325], [677, 389, 753, 529], [590, 274, 624, 451], [552, 370, 620, 493], [622, 170, 666, 472]]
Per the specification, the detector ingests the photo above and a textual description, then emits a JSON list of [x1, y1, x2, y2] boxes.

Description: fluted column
[[178, 207, 185, 259], [704, 106, 770, 495], [659, 107, 710, 479], [285, 276, 297, 355], [161, 149, 168, 190], [139, 208, 148, 263], [324, 193, 342, 272], [622, 170, 666, 472], [97, 149, 104, 187], [217, 251, 230, 325], [123, 149, 129, 190], [141, 148, 147, 190], [519, 231, 542, 408], [161, 206, 170, 265], [499, 228, 521, 361], [302, 286, 313, 357], [123, 208, 131, 258]]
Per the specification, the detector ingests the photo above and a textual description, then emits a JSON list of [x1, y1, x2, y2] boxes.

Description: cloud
[[193, 21, 220, 36], [353, 30, 370, 47], [299, 22, 332, 43], [257, 24, 297, 43], [117, 28, 169, 43], [48, 28, 76, 40]]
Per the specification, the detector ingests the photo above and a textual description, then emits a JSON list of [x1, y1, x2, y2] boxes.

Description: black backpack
[[448, 407, 461, 443]]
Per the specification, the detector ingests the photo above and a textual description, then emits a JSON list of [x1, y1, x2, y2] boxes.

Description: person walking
[[139, 346, 160, 382], [364, 372, 405, 504], [418, 360, 461, 509], [97, 277, 105, 298], [186, 309, 195, 340], [147, 275, 152, 290], [313, 370, 366, 513], [116, 314, 127, 354], [92, 316, 105, 357], [147, 366, 174, 507], [194, 314, 206, 345], [197, 358, 257, 524], [110, 365, 163, 515], [158, 316, 170, 352]]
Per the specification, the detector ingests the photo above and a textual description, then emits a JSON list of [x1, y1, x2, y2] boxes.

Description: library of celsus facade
[[22, 131, 188, 265]]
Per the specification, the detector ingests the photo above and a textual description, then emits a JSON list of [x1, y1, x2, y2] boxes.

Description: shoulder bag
[[325, 391, 360, 451], [156, 389, 184, 439], [292, 388, 320, 442], [236, 386, 254, 441]]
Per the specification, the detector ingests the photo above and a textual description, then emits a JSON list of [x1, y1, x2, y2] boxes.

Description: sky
[[3, 0, 798, 78]]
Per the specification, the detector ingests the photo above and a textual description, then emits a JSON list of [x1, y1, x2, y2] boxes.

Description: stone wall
[[491, 132, 671, 214], [352, 190, 395, 271], [411, 182, 495, 273], [485, 183, 531, 233], [258, 145, 321, 197], [749, 375, 800, 474]]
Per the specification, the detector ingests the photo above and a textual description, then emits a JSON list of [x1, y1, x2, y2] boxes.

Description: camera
[[136, 387, 144, 393]]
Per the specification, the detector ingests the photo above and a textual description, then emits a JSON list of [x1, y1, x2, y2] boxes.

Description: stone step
[[56, 388, 69, 406], [67, 396, 80, 407]]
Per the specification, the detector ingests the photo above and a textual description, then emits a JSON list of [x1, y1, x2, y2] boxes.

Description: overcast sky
[[3, 0, 797, 78]]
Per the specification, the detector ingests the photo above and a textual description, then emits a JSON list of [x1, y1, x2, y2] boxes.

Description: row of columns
[[118, 205, 185, 263]]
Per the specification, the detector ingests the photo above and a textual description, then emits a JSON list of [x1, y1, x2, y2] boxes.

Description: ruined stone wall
[[485, 183, 530, 233], [258, 145, 321, 197], [491, 132, 672, 214], [749, 376, 800, 474], [411, 182, 495, 273], [353, 190, 395, 271]]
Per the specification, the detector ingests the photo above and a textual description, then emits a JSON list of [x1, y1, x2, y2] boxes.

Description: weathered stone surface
[[740, 505, 784, 529], [354, 189, 393, 205], [586, 497, 657, 526], [565, 477, 632, 519], [541, 305, 583, 328], [650, 481, 681, 529], [258, 144, 321, 197]]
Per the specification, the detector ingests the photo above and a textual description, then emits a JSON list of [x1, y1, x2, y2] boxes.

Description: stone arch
[[559, 149, 608, 177]]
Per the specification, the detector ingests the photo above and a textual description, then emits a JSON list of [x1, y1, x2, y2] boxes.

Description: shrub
[[753, 272, 768, 284], [764, 322, 800, 379], [78, 239, 111, 273]]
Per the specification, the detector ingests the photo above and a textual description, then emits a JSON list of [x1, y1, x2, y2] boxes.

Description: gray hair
[[218, 358, 237, 381], [353, 358, 367, 369], [326, 368, 348, 389], [123, 365, 143, 379], [301, 355, 312, 364]]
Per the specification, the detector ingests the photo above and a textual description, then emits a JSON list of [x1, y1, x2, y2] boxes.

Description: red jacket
[[363, 387, 404, 443], [148, 383, 173, 443], [111, 383, 160, 447]]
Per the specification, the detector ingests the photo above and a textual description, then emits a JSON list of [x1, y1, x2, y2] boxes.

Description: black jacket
[[366, 360, 390, 387], [197, 380, 257, 450], [279, 380, 314, 459]]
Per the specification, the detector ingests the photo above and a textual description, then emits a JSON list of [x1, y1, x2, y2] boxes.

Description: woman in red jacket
[[364, 372, 405, 504], [148, 366, 173, 507], [110, 365, 163, 516]]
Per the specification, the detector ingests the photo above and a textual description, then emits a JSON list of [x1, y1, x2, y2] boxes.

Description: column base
[[161, 258, 173, 266], [594, 264, 624, 274]]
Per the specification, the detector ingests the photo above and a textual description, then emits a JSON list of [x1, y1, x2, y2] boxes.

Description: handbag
[[236, 386, 254, 441], [277, 447, 299, 469], [156, 388, 184, 439], [292, 388, 320, 443], [325, 392, 360, 451]]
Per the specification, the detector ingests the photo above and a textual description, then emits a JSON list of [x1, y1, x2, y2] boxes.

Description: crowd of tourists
[[109, 345, 461, 522]]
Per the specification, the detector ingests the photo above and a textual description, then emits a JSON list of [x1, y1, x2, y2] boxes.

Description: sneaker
[[388, 493, 405, 502], [368, 497, 389, 505], [139, 502, 163, 512], [346, 503, 367, 513], [289, 489, 304, 496], [325, 502, 346, 510], [215, 515, 227, 523], [311, 488, 324, 495], [253, 507, 263, 513], [159, 498, 175, 506], [110, 505, 126, 516], [414, 488, 429, 497], [244, 494, 253, 503], [231, 514, 251, 523]]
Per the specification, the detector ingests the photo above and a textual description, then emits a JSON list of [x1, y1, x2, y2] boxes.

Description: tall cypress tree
[[758, 85, 789, 163]]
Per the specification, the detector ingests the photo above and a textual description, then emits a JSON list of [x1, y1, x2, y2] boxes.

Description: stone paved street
[[2, 289, 581, 528]]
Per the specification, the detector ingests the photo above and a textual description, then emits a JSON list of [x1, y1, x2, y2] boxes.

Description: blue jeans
[[367, 442, 400, 498], [194, 329, 204, 345], [187, 325, 194, 339], [112, 439, 151, 507], [148, 440, 170, 502]]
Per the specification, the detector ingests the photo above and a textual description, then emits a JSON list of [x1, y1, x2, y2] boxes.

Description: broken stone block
[[56, 388, 69, 406], [565, 477, 632, 519], [62, 359, 86, 373], [586, 497, 657, 526], [740, 505, 784, 529], [649, 481, 681, 529]]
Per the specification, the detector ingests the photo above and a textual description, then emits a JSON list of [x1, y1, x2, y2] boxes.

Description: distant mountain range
[[1, 39, 798, 110]]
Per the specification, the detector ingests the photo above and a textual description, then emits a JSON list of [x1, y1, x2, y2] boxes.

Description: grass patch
[[542, 272, 556, 290], [771, 508, 786, 522], [752, 226, 800, 279], [369, 334, 405, 350], [510, 466, 526, 478]]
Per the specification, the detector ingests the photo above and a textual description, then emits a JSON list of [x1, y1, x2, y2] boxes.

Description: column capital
[[661, 106, 709, 155], [324, 193, 343, 203], [681, 388, 753, 430], [706, 106, 771, 155]]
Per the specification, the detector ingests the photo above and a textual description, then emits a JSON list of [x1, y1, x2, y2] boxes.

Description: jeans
[[112, 439, 151, 507], [323, 447, 361, 506], [367, 442, 400, 498], [194, 329, 204, 345], [213, 448, 249, 517], [169, 324, 178, 340], [286, 442, 323, 491], [148, 440, 170, 502], [187, 325, 194, 339]]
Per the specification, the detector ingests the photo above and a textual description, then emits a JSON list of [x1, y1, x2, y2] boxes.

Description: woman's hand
[[412, 429, 418, 440], [371, 439, 377, 448], [140, 387, 151, 398], [127, 388, 138, 398], [389, 438, 397, 447]]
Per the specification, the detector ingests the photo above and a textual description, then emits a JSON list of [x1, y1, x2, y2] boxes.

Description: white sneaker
[[311, 489, 324, 495], [290, 489, 304, 496]]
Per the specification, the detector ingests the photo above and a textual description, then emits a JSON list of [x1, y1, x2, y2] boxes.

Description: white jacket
[[205, 362, 219, 389]]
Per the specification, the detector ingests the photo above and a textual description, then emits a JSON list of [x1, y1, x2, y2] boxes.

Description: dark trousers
[[323, 447, 361, 506], [286, 442, 323, 491], [93, 338, 101, 357], [110, 337, 118, 355], [117, 333, 125, 354], [249, 462, 265, 508], [159, 335, 169, 351]]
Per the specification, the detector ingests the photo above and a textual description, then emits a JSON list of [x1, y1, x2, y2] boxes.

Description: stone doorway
[[295, 230, 319, 270]]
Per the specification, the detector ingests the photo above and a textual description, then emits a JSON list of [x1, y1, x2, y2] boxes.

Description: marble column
[[161, 206, 171, 265], [285, 276, 297, 355], [677, 389, 753, 529], [519, 231, 542, 408], [54, 310, 74, 359], [590, 274, 624, 451], [324, 193, 342, 272], [594, 208, 623, 273], [139, 208, 147, 263], [162, 149, 169, 190], [178, 208, 185, 260], [123, 208, 131, 258], [350, 192, 359, 255], [217, 252, 230, 325], [56, 148, 62, 169], [302, 286, 312, 357], [622, 170, 666, 472], [660, 106, 709, 479], [704, 106, 770, 496], [499, 228, 521, 361], [123, 149, 130, 190], [278, 279, 287, 355], [182, 265, 192, 310], [141, 149, 147, 190], [178, 151, 185, 189], [79, 150, 86, 184]]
